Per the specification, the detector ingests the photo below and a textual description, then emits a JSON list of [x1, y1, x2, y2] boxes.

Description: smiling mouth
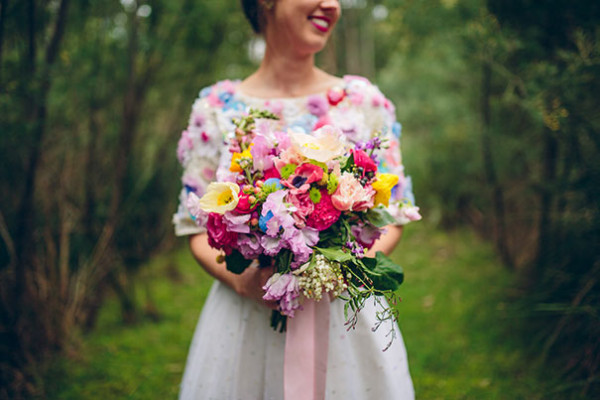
[[308, 16, 331, 33]]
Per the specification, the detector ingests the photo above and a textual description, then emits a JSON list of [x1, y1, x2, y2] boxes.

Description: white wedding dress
[[173, 77, 417, 399]]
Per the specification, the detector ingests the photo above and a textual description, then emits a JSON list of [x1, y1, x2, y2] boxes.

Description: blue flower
[[402, 176, 415, 204], [288, 114, 317, 134], [184, 184, 197, 193], [199, 86, 212, 98], [259, 211, 274, 233], [392, 122, 402, 138], [264, 178, 283, 190], [219, 92, 233, 104], [223, 100, 246, 112]]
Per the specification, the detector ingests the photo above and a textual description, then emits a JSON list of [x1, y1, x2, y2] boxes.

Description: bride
[[173, 0, 420, 398]]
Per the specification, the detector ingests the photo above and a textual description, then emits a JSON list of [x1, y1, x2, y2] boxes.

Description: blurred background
[[0, 0, 598, 398]]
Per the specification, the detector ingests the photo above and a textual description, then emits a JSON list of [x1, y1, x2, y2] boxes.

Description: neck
[[249, 42, 322, 97]]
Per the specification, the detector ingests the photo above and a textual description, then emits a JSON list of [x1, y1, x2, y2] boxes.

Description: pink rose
[[352, 149, 378, 174], [306, 189, 341, 231], [206, 213, 238, 254], [235, 192, 258, 214], [331, 172, 376, 212]]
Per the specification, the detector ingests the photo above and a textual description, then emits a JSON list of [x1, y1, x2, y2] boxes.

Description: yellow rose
[[372, 173, 399, 206], [198, 182, 240, 214]]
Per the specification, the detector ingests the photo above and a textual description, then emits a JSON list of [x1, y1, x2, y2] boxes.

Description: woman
[[173, 0, 419, 398]]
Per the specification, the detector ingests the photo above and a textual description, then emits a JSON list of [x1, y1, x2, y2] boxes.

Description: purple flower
[[273, 130, 291, 150], [261, 235, 285, 256], [263, 273, 301, 317], [186, 192, 208, 227], [223, 212, 251, 234], [177, 130, 193, 163], [261, 190, 296, 236], [283, 226, 319, 268], [351, 223, 383, 248], [238, 232, 263, 259], [306, 95, 329, 117]]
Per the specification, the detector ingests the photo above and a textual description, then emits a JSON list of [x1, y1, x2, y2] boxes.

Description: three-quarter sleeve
[[367, 85, 422, 225], [172, 93, 223, 236]]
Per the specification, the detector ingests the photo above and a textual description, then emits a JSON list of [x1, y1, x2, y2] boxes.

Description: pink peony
[[306, 189, 341, 231], [331, 172, 376, 212], [206, 213, 238, 255]]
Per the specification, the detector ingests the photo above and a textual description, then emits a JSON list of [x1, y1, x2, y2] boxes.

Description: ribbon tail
[[284, 298, 331, 400]]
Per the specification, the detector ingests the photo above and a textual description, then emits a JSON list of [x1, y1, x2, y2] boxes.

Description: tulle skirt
[[179, 281, 415, 400]]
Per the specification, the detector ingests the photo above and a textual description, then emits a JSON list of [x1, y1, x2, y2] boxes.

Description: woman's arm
[[366, 225, 403, 257], [189, 233, 276, 308]]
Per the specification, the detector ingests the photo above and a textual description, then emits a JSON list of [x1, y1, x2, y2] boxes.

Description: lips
[[308, 16, 331, 33]]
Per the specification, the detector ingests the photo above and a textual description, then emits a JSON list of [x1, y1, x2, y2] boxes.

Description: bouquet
[[186, 109, 417, 343]]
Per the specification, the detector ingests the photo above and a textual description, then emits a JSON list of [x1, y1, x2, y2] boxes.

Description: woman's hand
[[189, 234, 278, 309], [232, 264, 278, 310]]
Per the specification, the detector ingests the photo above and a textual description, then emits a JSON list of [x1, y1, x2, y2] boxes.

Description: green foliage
[[360, 251, 404, 291], [225, 250, 253, 274]]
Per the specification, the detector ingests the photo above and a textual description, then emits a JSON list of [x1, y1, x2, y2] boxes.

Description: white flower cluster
[[295, 254, 348, 301]]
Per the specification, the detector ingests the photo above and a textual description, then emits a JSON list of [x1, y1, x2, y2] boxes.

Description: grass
[[40, 223, 557, 399]]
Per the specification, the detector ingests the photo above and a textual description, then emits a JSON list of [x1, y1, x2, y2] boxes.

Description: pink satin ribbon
[[284, 298, 331, 400]]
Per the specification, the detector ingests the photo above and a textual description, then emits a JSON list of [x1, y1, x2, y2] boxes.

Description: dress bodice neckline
[[232, 76, 351, 104]]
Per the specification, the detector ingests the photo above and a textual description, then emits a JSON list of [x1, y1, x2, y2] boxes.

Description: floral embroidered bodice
[[173, 75, 418, 236]]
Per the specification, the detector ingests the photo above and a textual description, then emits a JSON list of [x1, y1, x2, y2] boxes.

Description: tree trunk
[[0, 0, 8, 84], [481, 60, 513, 269], [536, 126, 558, 274]]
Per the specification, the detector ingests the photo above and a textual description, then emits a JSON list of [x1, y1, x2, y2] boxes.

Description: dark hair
[[240, 0, 262, 34]]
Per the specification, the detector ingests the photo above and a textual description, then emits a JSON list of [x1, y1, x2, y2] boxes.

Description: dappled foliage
[[0, 0, 598, 398]]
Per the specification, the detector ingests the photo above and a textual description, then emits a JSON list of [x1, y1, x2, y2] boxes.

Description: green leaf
[[225, 250, 253, 274], [361, 251, 404, 291], [365, 207, 396, 228], [314, 247, 355, 263], [342, 153, 354, 171]]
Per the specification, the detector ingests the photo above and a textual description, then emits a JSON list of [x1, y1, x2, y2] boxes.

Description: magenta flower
[[306, 189, 341, 231], [206, 213, 238, 255]]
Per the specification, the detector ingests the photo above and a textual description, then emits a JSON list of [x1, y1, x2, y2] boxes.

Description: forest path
[[41, 223, 555, 399]]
